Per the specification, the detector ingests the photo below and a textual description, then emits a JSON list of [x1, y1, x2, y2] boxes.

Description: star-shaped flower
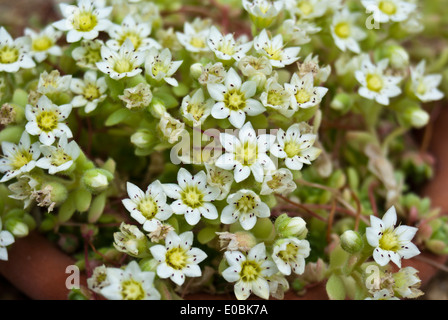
[[208, 68, 265, 128], [366, 206, 420, 268], [150, 231, 207, 286], [162, 168, 220, 226]]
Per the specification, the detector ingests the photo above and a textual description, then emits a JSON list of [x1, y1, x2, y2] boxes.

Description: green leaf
[[197, 226, 219, 244], [329, 244, 350, 270], [105, 108, 131, 126], [58, 193, 77, 223], [75, 188, 92, 213], [88, 191, 107, 223], [326, 274, 346, 300]]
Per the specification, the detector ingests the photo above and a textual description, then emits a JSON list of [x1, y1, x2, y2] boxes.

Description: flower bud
[[148, 98, 166, 119], [190, 63, 203, 79], [139, 258, 159, 272], [275, 213, 308, 239], [216, 231, 257, 253], [82, 169, 113, 194], [5, 217, 29, 238], [330, 92, 352, 112], [113, 223, 150, 258], [340, 230, 364, 254], [131, 129, 158, 149], [403, 106, 429, 128]]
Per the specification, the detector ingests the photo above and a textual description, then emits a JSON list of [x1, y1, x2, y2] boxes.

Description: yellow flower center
[[235, 194, 257, 213], [235, 141, 258, 166], [284, 140, 302, 158], [379, 1, 397, 15], [266, 174, 283, 190], [366, 73, 384, 92], [295, 89, 311, 104], [11, 150, 33, 170], [137, 197, 158, 220], [32, 36, 53, 52], [278, 242, 298, 262], [121, 279, 145, 300], [118, 32, 142, 50], [181, 186, 204, 209], [334, 22, 351, 39], [264, 45, 283, 61], [151, 62, 169, 77], [36, 110, 59, 132], [298, 0, 313, 16], [114, 59, 133, 74], [190, 36, 206, 49], [0, 46, 19, 64], [240, 260, 261, 282], [83, 83, 101, 101], [73, 11, 98, 32], [51, 149, 72, 167], [186, 102, 206, 121], [224, 89, 246, 111], [217, 41, 236, 56], [267, 90, 287, 106], [378, 229, 400, 252], [166, 247, 188, 270]]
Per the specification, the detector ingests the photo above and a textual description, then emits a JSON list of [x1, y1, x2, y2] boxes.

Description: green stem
[[381, 126, 408, 155]]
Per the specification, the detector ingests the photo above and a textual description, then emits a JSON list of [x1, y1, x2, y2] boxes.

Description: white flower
[[289, 0, 329, 19], [205, 163, 234, 201], [216, 122, 276, 183], [53, 0, 112, 43], [113, 222, 149, 257], [70, 70, 107, 113], [242, 0, 284, 29], [355, 57, 402, 105], [34, 70, 72, 100], [162, 168, 220, 226], [107, 14, 160, 51], [392, 266, 423, 299], [361, 0, 416, 24], [176, 22, 210, 53], [0, 132, 41, 182], [260, 74, 294, 117], [24, 25, 63, 63], [410, 60, 444, 103], [119, 83, 153, 110], [270, 123, 321, 171], [222, 243, 278, 300], [35, 134, 80, 175], [278, 19, 320, 46], [208, 68, 265, 129], [145, 47, 182, 86], [99, 261, 160, 300], [0, 27, 35, 73], [267, 273, 290, 300], [253, 29, 301, 68], [25, 95, 73, 146], [272, 238, 310, 275], [180, 89, 213, 126], [198, 62, 227, 85], [150, 230, 207, 286], [158, 112, 185, 144], [366, 206, 420, 268], [8, 174, 39, 209], [238, 55, 273, 78], [260, 168, 297, 196], [96, 39, 146, 80], [72, 39, 104, 70], [221, 189, 270, 230], [207, 26, 252, 61], [365, 288, 399, 300], [331, 9, 367, 54], [122, 180, 173, 232], [0, 218, 15, 261], [285, 72, 328, 110]]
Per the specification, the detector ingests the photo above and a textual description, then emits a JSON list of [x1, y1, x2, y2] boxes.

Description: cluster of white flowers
[[0, 0, 443, 301]]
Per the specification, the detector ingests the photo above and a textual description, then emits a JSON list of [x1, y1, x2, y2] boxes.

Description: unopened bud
[[82, 169, 113, 194], [139, 258, 160, 272], [275, 214, 308, 239], [340, 230, 364, 254], [330, 92, 352, 112], [5, 218, 29, 238], [131, 129, 157, 149], [190, 63, 203, 79], [148, 98, 166, 119], [113, 223, 150, 258]]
